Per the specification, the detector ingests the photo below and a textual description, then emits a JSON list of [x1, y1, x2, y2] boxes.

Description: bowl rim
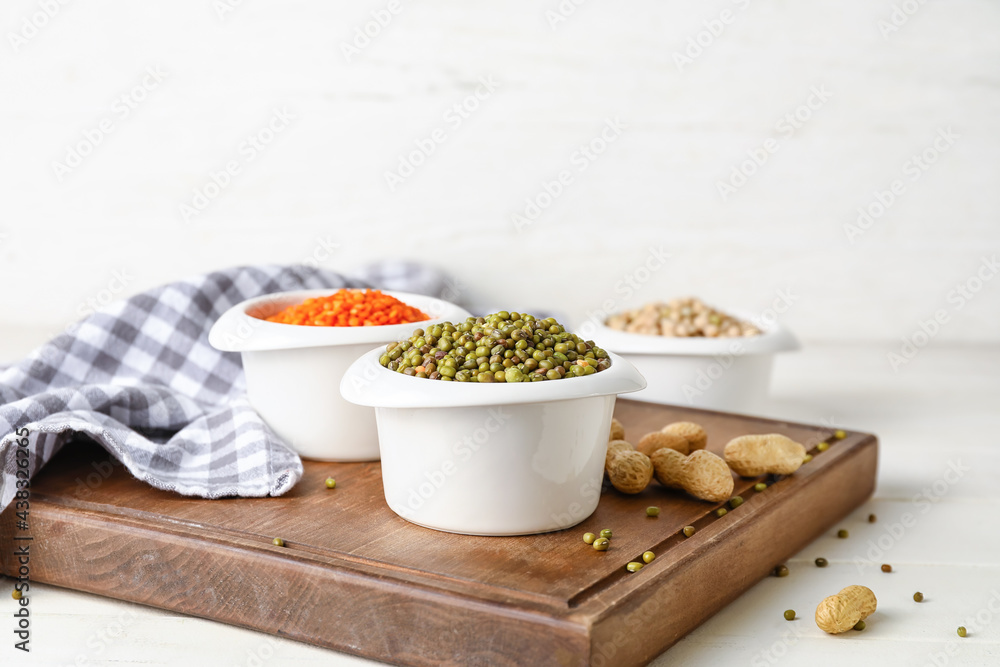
[[208, 289, 472, 352], [578, 308, 800, 356], [340, 347, 647, 409]]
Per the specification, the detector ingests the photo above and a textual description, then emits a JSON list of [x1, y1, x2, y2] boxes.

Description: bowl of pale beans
[[582, 298, 798, 413]]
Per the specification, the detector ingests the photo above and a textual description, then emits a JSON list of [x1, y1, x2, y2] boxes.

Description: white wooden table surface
[[2, 333, 998, 666]]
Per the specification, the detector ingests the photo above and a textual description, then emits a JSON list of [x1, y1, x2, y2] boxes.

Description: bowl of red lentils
[[580, 298, 799, 413], [209, 288, 471, 461]]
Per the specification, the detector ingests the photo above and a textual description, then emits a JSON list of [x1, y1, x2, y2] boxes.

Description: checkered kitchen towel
[[0, 263, 452, 512]]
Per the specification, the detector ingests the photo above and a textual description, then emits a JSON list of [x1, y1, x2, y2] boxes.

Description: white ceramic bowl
[[209, 289, 471, 461], [340, 348, 646, 536], [578, 313, 798, 414]]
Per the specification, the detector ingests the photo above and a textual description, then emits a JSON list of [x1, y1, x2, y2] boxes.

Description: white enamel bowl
[[209, 289, 471, 461], [340, 348, 646, 536], [578, 314, 799, 414]]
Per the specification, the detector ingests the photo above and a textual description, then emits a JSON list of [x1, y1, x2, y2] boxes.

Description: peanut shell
[[650, 448, 687, 489], [662, 421, 708, 451], [636, 431, 689, 457], [681, 450, 734, 502], [607, 450, 654, 494], [815, 585, 877, 634], [723, 433, 806, 477], [605, 439, 633, 471], [609, 418, 625, 442]]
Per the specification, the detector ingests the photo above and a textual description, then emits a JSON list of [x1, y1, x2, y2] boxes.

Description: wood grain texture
[[0, 401, 877, 666]]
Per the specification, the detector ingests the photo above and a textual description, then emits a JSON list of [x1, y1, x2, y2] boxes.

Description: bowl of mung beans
[[580, 298, 799, 413], [340, 311, 646, 536], [209, 289, 471, 461]]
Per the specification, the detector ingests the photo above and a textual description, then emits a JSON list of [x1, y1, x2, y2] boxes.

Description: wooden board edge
[[0, 503, 593, 667]]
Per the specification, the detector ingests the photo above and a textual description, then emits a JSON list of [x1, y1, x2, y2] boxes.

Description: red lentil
[[265, 289, 428, 327]]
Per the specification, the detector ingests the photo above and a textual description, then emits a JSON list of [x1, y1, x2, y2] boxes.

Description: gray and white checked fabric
[[0, 263, 450, 512]]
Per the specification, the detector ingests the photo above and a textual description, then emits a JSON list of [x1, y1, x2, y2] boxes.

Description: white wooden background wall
[[1, 0, 998, 348]]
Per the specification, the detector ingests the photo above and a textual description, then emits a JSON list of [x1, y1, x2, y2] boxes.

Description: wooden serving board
[[0, 401, 877, 666]]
